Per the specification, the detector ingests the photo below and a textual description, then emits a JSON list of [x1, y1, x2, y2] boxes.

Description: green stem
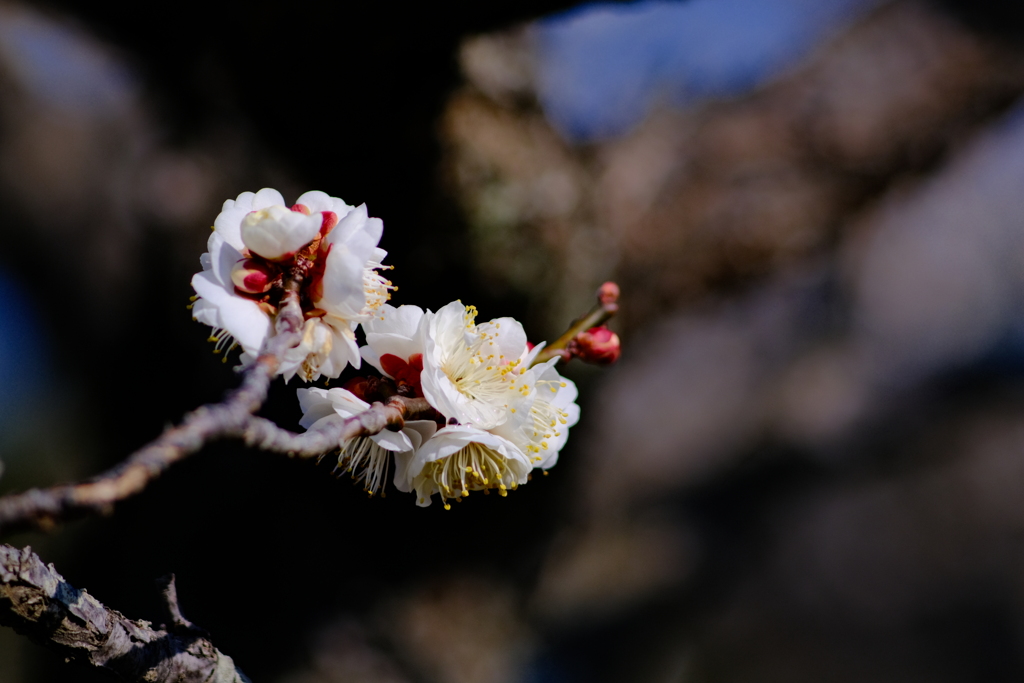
[[531, 296, 618, 366]]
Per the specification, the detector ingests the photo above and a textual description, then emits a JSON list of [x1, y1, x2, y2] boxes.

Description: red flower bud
[[574, 325, 621, 364], [598, 281, 620, 308], [230, 258, 279, 294]]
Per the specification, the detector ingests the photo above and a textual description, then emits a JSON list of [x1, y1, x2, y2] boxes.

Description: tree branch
[[157, 574, 204, 635], [0, 270, 438, 536], [0, 383, 434, 535], [0, 544, 249, 682], [0, 275, 305, 536], [240, 396, 435, 457]]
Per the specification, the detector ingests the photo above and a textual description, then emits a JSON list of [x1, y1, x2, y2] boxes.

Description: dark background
[[4, 1, 1024, 682]]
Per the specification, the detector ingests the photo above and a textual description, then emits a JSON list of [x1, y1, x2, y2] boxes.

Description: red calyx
[[319, 211, 338, 237], [380, 353, 424, 396], [231, 258, 280, 294], [304, 242, 332, 304], [343, 376, 370, 401]]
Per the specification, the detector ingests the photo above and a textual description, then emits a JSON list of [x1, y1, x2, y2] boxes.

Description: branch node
[[156, 573, 208, 637]]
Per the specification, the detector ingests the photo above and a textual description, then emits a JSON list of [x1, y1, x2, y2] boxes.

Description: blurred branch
[[0, 269, 433, 536], [0, 544, 249, 682]]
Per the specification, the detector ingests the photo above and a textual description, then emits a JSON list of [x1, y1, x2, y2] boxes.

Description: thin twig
[[531, 282, 620, 366], [241, 396, 435, 457], [0, 362, 433, 534], [157, 573, 205, 635]]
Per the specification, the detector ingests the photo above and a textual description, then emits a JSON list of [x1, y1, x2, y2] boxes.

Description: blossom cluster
[[191, 189, 581, 508]]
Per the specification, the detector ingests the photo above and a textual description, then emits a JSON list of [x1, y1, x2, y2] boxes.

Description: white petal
[[360, 345, 383, 375], [363, 334, 422, 371], [318, 246, 367, 316], [228, 192, 256, 209], [213, 234, 246, 288], [535, 450, 560, 470], [370, 428, 414, 452], [411, 426, 527, 469], [403, 420, 438, 449], [295, 190, 354, 217], [305, 414, 345, 434], [522, 341, 546, 366], [213, 206, 248, 251], [252, 187, 285, 209], [297, 388, 337, 429], [393, 450, 416, 494], [429, 301, 468, 352], [326, 204, 382, 259], [389, 427, 431, 494], [324, 318, 361, 372], [479, 317, 527, 359], [241, 205, 321, 260], [190, 271, 270, 354], [362, 304, 425, 338], [324, 386, 370, 416]]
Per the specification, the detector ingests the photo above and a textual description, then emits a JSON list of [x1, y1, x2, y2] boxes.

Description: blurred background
[[2, 0, 1024, 681]]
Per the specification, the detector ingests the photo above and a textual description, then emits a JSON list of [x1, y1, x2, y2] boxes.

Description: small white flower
[[298, 387, 436, 497], [491, 358, 580, 470], [190, 188, 392, 382], [276, 317, 358, 384], [420, 302, 532, 430], [397, 425, 531, 508]]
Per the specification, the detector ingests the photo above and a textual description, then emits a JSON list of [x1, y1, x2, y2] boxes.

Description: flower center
[[413, 442, 518, 509], [519, 380, 570, 461], [441, 306, 528, 404]]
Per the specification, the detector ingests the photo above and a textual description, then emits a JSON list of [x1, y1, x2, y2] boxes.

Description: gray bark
[[0, 544, 250, 682]]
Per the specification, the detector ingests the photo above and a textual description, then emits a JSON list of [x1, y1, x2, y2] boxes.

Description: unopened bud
[[574, 325, 621, 364], [231, 258, 279, 293], [241, 205, 322, 261], [598, 281, 620, 309]]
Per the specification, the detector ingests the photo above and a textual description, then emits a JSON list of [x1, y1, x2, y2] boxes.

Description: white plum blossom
[[298, 387, 436, 497], [190, 188, 393, 382], [188, 183, 601, 509], [347, 301, 573, 507], [491, 358, 580, 470], [420, 302, 533, 430], [396, 425, 532, 509]]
